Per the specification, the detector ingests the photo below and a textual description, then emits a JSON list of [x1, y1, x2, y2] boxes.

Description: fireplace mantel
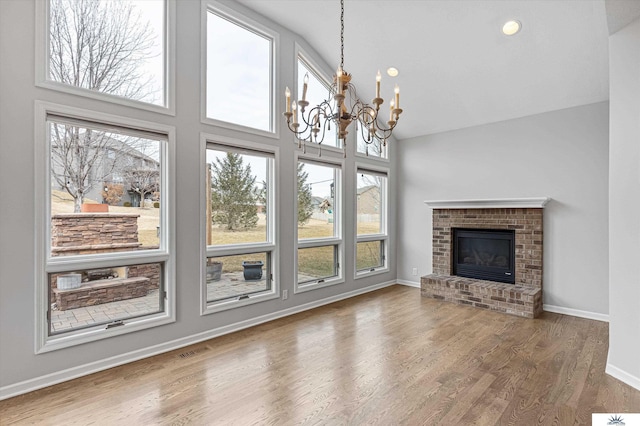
[[424, 197, 551, 209]]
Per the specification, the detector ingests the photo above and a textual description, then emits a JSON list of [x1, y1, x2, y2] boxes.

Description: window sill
[[37, 310, 175, 354], [202, 290, 279, 315], [354, 267, 389, 280], [295, 276, 344, 294]]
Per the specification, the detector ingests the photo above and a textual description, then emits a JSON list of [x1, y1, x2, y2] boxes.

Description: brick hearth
[[421, 203, 545, 318]]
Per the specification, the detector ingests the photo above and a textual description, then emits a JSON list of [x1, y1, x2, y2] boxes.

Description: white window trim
[[294, 153, 345, 293], [200, 133, 280, 314], [34, 101, 176, 353], [201, 0, 279, 139], [354, 162, 389, 279], [35, 0, 177, 116]]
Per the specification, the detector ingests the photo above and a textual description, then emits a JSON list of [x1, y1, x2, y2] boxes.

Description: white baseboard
[[396, 279, 421, 288], [543, 304, 609, 322], [606, 363, 640, 391], [0, 280, 396, 401]]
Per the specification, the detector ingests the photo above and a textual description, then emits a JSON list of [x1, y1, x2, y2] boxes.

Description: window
[[204, 141, 277, 310], [296, 55, 339, 148], [356, 130, 387, 159], [36, 102, 174, 352], [356, 167, 388, 276], [206, 8, 273, 132], [41, 0, 171, 111], [296, 158, 343, 290]]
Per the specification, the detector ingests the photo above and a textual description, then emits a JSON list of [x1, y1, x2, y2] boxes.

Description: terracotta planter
[[81, 203, 109, 213]]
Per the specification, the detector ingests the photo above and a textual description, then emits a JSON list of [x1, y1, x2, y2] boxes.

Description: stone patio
[[51, 273, 268, 333]]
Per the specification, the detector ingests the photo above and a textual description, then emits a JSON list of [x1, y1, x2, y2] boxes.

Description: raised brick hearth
[[421, 199, 548, 318]]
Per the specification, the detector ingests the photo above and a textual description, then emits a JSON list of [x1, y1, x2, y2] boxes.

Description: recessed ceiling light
[[387, 67, 399, 77], [502, 20, 522, 36]]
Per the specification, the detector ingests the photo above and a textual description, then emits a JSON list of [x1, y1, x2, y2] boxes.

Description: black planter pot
[[242, 261, 264, 281]]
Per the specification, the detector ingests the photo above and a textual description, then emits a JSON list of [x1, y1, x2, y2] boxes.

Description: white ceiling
[[235, 0, 614, 140]]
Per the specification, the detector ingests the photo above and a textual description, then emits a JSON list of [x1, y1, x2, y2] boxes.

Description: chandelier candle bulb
[[292, 101, 297, 124], [376, 70, 381, 98], [390, 100, 395, 121], [302, 73, 309, 101], [394, 85, 400, 109], [285, 87, 291, 113]]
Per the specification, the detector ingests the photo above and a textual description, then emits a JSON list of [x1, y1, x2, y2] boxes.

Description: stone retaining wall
[[53, 277, 151, 311], [51, 213, 141, 256], [49, 213, 160, 309]]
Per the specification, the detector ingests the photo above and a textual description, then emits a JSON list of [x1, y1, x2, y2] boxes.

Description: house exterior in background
[[50, 133, 160, 207]]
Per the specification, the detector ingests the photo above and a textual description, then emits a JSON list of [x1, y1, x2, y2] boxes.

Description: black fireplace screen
[[453, 229, 515, 284]]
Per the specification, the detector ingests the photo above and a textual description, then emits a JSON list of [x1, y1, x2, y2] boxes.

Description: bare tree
[[49, 0, 159, 212], [122, 165, 160, 208], [51, 124, 121, 212], [119, 138, 161, 207], [49, 0, 158, 101]]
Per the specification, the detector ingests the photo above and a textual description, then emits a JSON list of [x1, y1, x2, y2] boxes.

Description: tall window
[[296, 158, 343, 290], [297, 56, 339, 148], [37, 103, 174, 351], [206, 10, 273, 132], [205, 142, 276, 308], [45, 0, 168, 108], [356, 167, 388, 275]]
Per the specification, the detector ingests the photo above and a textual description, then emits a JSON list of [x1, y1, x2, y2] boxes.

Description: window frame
[[354, 130, 390, 161], [35, 0, 176, 115], [201, 134, 279, 314], [294, 153, 344, 293], [201, 1, 279, 139], [34, 101, 176, 353], [354, 163, 389, 279]]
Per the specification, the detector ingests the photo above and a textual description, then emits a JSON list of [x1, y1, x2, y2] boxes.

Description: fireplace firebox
[[453, 228, 515, 284]]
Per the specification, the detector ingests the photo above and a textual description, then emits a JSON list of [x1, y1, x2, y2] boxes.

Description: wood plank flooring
[[1, 285, 639, 425]]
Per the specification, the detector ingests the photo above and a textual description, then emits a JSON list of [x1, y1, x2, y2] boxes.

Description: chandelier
[[283, 0, 403, 156]]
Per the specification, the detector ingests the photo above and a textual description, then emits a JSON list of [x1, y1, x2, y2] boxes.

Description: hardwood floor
[[2, 285, 639, 425]]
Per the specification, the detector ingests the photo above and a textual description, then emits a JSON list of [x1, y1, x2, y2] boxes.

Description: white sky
[[127, 0, 165, 105], [206, 12, 271, 131]]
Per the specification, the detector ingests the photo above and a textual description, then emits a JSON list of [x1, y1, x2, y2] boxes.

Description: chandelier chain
[[340, 0, 344, 69]]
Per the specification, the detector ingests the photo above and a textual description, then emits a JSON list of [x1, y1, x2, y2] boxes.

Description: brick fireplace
[[421, 198, 549, 318]]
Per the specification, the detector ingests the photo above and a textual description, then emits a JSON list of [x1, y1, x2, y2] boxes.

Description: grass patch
[[52, 194, 384, 272]]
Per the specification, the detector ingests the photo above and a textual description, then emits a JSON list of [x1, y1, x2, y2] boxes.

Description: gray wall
[[608, 16, 640, 388], [397, 102, 610, 316], [0, 0, 397, 393]]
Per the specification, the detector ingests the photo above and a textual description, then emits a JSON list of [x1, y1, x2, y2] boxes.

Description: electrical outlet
[[282, 289, 288, 300], [412, 267, 418, 276]]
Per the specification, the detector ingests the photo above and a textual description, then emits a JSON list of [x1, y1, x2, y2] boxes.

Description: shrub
[[123, 202, 132, 207], [101, 183, 124, 205]]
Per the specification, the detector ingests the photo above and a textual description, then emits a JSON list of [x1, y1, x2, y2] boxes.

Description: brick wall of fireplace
[[422, 207, 544, 318]]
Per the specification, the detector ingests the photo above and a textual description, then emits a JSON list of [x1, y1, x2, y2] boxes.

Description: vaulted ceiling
[[235, 0, 635, 140]]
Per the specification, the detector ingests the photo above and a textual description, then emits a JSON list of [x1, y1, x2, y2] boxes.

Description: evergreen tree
[[297, 163, 314, 226], [210, 152, 259, 230]]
